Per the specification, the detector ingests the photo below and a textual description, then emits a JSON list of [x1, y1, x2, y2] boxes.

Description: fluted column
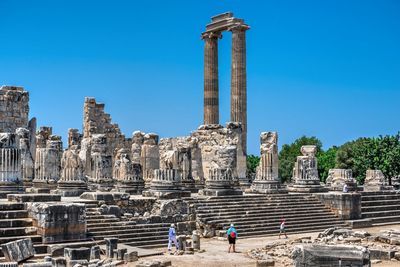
[[230, 25, 249, 154], [202, 32, 221, 125]]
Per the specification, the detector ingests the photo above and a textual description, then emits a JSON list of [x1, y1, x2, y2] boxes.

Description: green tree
[[336, 134, 400, 184], [278, 136, 323, 183], [317, 146, 338, 182], [246, 154, 260, 178]]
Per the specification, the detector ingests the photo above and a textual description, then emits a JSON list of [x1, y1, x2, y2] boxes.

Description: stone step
[[0, 227, 37, 237], [361, 191, 398, 196], [366, 215, 400, 225], [362, 204, 400, 212], [86, 218, 120, 224], [198, 210, 333, 222], [88, 226, 169, 237], [362, 210, 400, 218], [0, 218, 32, 228], [0, 210, 28, 219], [361, 195, 400, 201], [194, 198, 320, 206], [195, 201, 324, 210], [88, 223, 171, 232], [361, 199, 400, 207], [86, 214, 117, 220], [0, 235, 42, 245], [0, 203, 25, 210], [88, 228, 169, 240], [196, 204, 327, 215]]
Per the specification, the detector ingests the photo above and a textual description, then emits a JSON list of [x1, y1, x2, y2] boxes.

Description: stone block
[[52, 257, 67, 267], [64, 247, 91, 261], [256, 259, 275, 267], [22, 263, 52, 267], [314, 192, 361, 220], [0, 263, 18, 267], [292, 244, 370, 267], [369, 248, 396, 260], [1, 238, 35, 263], [29, 203, 86, 243], [66, 260, 88, 267], [7, 193, 61, 203], [124, 251, 138, 262], [90, 246, 101, 260]]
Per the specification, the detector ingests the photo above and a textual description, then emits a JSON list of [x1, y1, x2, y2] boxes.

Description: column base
[[249, 180, 288, 194], [32, 179, 58, 190], [114, 181, 144, 195], [142, 189, 191, 199], [288, 184, 328, 193], [198, 188, 243, 197]]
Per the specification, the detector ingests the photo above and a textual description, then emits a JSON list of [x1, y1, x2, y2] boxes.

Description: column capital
[[228, 23, 250, 33], [201, 31, 222, 40]]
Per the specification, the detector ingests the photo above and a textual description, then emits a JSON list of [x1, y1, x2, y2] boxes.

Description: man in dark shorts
[[226, 223, 238, 253]]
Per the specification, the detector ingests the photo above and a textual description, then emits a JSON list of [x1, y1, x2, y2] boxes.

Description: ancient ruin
[[0, 12, 399, 267]]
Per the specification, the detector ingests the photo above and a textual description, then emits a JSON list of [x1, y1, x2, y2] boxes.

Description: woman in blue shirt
[[226, 223, 237, 253]]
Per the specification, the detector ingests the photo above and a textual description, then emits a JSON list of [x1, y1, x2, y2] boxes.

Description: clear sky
[[1, 0, 399, 155]]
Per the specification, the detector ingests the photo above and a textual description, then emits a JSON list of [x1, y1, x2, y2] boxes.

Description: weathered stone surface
[[0, 133, 22, 186], [315, 192, 362, 220], [0, 263, 18, 267], [143, 169, 190, 199], [0, 86, 29, 133], [364, 170, 394, 191], [29, 203, 86, 243], [105, 238, 118, 258], [289, 145, 327, 193], [141, 133, 160, 185], [7, 193, 61, 202], [64, 247, 91, 261], [16, 127, 35, 185], [251, 132, 286, 194], [113, 148, 144, 194], [1, 238, 34, 263], [33, 127, 63, 189], [326, 169, 357, 192], [291, 244, 370, 267], [150, 199, 189, 216], [52, 257, 67, 267], [369, 248, 396, 260], [80, 192, 129, 204]]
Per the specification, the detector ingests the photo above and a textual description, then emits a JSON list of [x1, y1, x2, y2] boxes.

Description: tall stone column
[[202, 32, 221, 125], [230, 25, 249, 154]]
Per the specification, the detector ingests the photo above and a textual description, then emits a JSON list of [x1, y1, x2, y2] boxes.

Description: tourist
[[226, 223, 238, 253], [168, 224, 178, 252], [343, 184, 349, 193], [279, 218, 288, 239]]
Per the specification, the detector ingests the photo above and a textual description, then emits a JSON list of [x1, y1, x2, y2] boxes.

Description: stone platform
[[7, 194, 61, 203]]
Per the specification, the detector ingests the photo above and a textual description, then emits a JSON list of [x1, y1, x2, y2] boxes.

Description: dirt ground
[[129, 224, 400, 267]]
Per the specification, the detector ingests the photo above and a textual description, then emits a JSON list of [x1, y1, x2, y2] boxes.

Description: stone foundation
[[314, 192, 362, 220]]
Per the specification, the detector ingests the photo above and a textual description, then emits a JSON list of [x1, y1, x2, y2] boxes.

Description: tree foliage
[[335, 134, 400, 184], [278, 136, 323, 183], [246, 154, 260, 178], [317, 146, 338, 182]]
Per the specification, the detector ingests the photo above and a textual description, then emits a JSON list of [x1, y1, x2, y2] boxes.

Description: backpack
[[230, 231, 236, 238]]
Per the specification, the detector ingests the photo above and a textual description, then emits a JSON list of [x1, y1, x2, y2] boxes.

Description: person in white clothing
[[168, 224, 178, 251]]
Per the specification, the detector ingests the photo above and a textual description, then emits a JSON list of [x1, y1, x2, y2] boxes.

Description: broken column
[[55, 129, 87, 196], [0, 133, 22, 192], [88, 134, 113, 191], [140, 133, 160, 186], [364, 169, 394, 191], [288, 145, 327, 193], [16, 128, 34, 187], [326, 169, 357, 192], [104, 238, 118, 258], [143, 169, 189, 199], [251, 132, 287, 194], [114, 148, 144, 194], [33, 127, 63, 189]]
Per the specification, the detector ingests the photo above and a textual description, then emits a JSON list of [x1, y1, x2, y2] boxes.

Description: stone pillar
[[88, 134, 113, 191], [251, 132, 287, 194], [114, 148, 144, 194], [199, 168, 242, 196], [16, 128, 34, 186], [0, 133, 22, 191], [104, 238, 118, 258], [202, 32, 221, 125], [230, 24, 249, 154], [140, 133, 160, 186], [288, 145, 327, 193], [33, 133, 63, 190], [364, 169, 394, 191]]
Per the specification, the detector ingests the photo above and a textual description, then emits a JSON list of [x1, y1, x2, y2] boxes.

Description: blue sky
[[1, 0, 399, 155]]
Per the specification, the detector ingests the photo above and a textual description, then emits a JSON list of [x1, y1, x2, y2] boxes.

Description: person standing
[[226, 223, 238, 253], [279, 218, 288, 239], [168, 224, 178, 252]]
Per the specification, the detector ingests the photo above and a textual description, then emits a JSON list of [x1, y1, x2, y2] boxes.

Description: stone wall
[[28, 203, 86, 243], [315, 192, 362, 220], [0, 86, 29, 133]]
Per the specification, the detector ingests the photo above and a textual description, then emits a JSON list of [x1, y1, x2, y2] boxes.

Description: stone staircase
[[86, 203, 170, 249], [191, 194, 347, 237], [0, 202, 49, 260], [361, 191, 400, 225]]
